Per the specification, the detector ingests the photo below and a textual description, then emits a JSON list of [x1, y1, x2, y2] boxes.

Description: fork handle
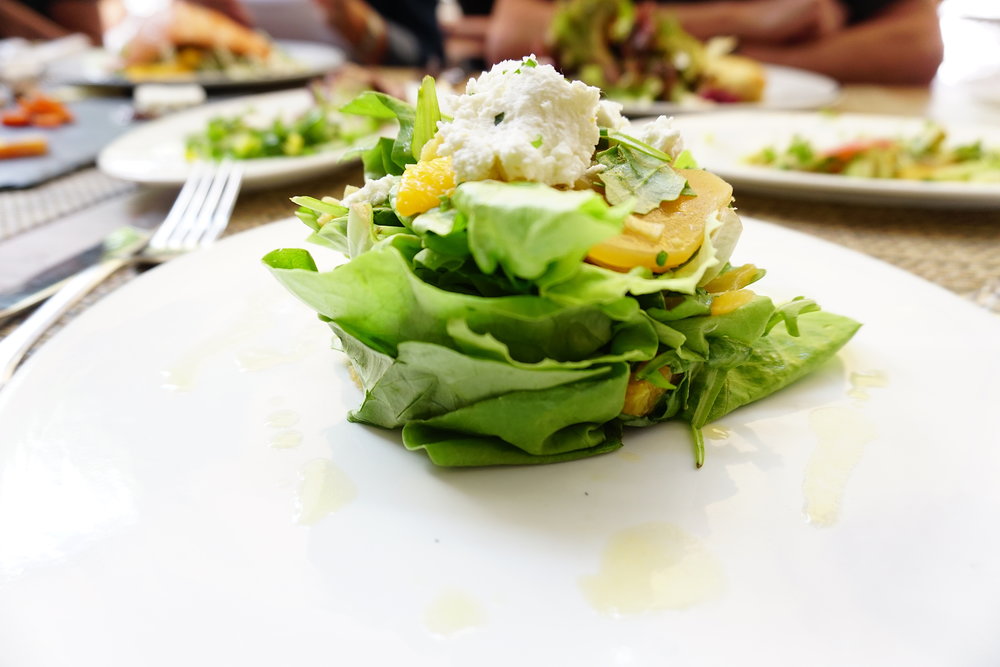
[[0, 256, 129, 391]]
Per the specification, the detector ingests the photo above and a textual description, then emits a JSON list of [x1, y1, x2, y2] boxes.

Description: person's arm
[[659, 0, 846, 43], [0, 0, 72, 40], [484, 0, 556, 64], [484, 0, 846, 65], [46, 0, 103, 42], [737, 0, 943, 84]]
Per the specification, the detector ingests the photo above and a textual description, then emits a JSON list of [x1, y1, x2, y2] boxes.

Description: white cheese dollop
[[628, 115, 685, 160], [434, 57, 603, 187], [341, 174, 399, 207]]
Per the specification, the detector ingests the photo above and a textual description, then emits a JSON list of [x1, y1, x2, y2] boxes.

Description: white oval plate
[[97, 87, 372, 189], [1, 218, 999, 666], [47, 40, 345, 89], [617, 65, 840, 117], [671, 110, 1000, 208]]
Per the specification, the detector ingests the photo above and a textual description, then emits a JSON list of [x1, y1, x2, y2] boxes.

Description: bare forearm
[[739, 0, 943, 84], [484, 0, 556, 64], [0, 0, 70, 39], [47, 0, 103, 42]]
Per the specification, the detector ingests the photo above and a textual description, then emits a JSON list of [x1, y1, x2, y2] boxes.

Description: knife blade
[[0, 226, 150, 323]]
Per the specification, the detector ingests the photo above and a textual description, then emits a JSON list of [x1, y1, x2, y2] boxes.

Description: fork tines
[[148, 159, 244, 254]]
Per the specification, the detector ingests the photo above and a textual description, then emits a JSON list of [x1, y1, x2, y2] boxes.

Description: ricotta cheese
[[341, 174, 399, 207], [629, 115, 684, 159], [434, 56, 603, 187]]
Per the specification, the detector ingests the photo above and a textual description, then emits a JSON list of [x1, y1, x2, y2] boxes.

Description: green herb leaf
[[596, 143, 689, 214]]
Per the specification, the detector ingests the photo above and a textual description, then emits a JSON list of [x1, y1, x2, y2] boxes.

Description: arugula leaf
[[596, 143, 689, 214], [411, 75, 442, 160], [683, 311, 862, 425], [341, 91, 417, 177]]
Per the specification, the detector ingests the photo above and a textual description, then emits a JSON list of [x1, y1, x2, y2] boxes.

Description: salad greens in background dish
[[747, 122, 1000, 182], [263, 59, 859, 468], [548, 0, 766, 105], [185, 81, 382, 161]]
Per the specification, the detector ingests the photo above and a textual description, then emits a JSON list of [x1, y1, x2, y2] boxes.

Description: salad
[[548, 0, 765, 105], [747, 122, 1000, 182], [115, 1, 302, 82], [263, 58, 859, 468]]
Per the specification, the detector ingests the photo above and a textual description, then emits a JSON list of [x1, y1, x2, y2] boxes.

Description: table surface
[[2, 75, 999, 354]]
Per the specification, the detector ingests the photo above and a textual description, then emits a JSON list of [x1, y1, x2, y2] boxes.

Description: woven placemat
[[734, 193, 1000, 297], [0, 169, 137, 242]]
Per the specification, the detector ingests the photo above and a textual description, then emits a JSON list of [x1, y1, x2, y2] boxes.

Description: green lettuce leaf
[[453, 181, 628, 286]]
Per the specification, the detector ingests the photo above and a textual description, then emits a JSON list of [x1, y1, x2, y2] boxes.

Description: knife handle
[[0, 256, 129, 391]]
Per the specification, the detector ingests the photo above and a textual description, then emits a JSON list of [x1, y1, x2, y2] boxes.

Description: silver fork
[[0, 160, 243, 390]]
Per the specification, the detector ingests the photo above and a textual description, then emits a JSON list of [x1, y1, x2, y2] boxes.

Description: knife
[[0, 227, 149, 324], [0, 226, 151, 389]]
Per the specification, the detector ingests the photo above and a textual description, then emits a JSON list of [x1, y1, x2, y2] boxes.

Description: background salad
[[747, 122, 1000, 182]]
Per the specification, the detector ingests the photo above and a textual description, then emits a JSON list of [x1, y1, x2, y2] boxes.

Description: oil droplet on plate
[[579, 522, 726, 616], [803, 406, 878, 527], [266, 410, 301, 448], [295, 459, 357, 525], [269, 431, 303, 449], [424, 590, 485, 637], [236, 341, 314, 373], [848, 369, 888, 400], [266, 409, 300, 429], [703, 425, 731, 441], [618, 450, 642, 462]]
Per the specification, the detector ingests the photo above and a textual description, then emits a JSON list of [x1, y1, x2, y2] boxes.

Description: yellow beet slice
[[702, 263, 760, 293], [587, 168, 734, 273], [396, 156, 456, 217], [710, 289, 755, 316]]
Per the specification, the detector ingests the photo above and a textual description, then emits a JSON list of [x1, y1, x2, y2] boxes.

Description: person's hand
[[310, 0, 387, 63], [733, 0, 847, 43]]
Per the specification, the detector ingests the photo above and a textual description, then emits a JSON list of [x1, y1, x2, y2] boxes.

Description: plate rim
[[95, 86, 367, 188], [617, 64, 841, 117]]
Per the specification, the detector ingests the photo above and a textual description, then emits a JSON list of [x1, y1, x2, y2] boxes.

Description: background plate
[[0, 96, 133, 189], [1, 218, 999, 666], [97, 87, 371, 189], [672, 110, 1000, 207], [47, 40, 344, 90], [618, 65, 840, 117]]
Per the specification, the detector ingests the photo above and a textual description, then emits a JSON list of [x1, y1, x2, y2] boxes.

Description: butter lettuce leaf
[[266, 131, 860, 467], [454, 181, 628, 286]]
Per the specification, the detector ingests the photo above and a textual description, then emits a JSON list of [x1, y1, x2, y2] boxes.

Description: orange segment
[[587, 168, 733, 273], [710, 289, 755, 316], [395, 156, 456, 217], [622, 365, 672, 417]]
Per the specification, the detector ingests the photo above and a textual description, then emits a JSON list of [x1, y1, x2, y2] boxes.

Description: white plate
[[97, 88, 372, 189], [671, 110, 1000, 207], [2, 217, 999, 666], [47, 40, 345, 89], [617, 65, 840, 117]]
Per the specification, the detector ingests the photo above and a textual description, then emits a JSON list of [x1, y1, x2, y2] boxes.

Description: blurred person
[[0, 0, 102, 42], [239, 0, 443, 65], [0, 0, 441, 67], [312, 0, 443, 65], [485, 0, 943, 85], [439, 0, 493, 68]]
